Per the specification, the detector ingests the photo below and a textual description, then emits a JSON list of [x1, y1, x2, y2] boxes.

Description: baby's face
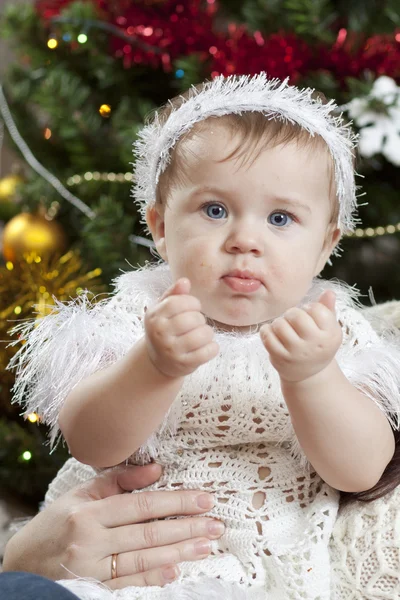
[[148, 125, 340, 331]]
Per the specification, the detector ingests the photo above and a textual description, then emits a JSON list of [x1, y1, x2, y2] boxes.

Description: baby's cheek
[[195, 261, 218, 285], [269, 262, 314, 303], [268, 263, 286, 285]]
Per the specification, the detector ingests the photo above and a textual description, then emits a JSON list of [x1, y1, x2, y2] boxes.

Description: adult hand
[[145, 278, 219, 378], [3, 464, 224, 590], [260, 290, 342, 383]]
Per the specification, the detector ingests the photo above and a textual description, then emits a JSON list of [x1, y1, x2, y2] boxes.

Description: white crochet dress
[[9, 264, 400, 600]]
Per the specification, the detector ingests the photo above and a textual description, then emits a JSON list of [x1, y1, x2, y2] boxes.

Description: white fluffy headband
[[132, 72, 359, 233]]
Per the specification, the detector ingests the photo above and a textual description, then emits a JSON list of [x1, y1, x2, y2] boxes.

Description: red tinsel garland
[[35, 0, 400, 84]]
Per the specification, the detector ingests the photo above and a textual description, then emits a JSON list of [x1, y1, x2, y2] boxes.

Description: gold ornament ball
[[2, 213, 68, 261]]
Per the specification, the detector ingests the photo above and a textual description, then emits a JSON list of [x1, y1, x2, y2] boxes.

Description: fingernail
[[195, 539, 211, 556], [196, 493, 214, 509], [162, 565, 178, 582], [207, 520, 225, 537]]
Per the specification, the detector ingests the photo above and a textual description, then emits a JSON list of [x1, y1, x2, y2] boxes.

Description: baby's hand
[[260, 291, 342, 383], [145, 278, 219, 378]]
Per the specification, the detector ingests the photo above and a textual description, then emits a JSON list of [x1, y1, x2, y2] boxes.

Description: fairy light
[[67, 171, 133, 186], [44, 127, 52, 139], [347, 224, 400, 238], [21, 451, 32, 461], [27, 413, 39, 423], [14, 306, 22, 315], [47, 38, 58, 49], [99, 104, 111, 117], [77, 33, 88, 44]]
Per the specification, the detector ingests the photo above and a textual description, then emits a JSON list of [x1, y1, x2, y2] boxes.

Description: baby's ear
[[146, 205, 168, 261], [314, 226, 341, 275]]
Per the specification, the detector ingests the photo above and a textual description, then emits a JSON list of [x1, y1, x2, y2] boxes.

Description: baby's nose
[[225, 222, 264, 255]]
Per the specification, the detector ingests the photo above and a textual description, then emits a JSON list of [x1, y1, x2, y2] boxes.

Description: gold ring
[[111, 553, 118, 579]]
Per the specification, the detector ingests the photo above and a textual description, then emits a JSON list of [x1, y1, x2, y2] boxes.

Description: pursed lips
[[222, 269, 263, 293]]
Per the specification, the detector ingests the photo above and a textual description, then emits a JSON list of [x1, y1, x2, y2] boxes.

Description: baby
[[10, 73, 400, 600]]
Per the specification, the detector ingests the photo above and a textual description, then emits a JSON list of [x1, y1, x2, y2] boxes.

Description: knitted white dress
[[9, 263, 400, 600]]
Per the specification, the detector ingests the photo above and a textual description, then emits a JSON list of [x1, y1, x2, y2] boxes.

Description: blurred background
[[0, 0, 400, 511]]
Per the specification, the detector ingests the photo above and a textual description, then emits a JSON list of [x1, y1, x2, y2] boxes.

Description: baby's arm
[[58, 278, 218, 468], [260, 291, 395, 493]]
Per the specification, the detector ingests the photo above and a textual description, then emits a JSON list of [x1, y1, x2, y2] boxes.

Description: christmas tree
[[0, 0, 399, 505]]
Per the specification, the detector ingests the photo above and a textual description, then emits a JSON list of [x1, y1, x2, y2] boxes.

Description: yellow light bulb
[[27, 413, 39, 423], [99, 104, 112, 118], [47, 38, 58, 49]]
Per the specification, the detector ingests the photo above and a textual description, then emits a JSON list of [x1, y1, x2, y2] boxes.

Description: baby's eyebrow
[[272, 196, 312, 215], [190, 185, 226, 198]]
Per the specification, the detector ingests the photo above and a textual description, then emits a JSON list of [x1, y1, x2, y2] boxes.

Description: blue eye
[[204, 203, 227, 219], [268, 212, 293, 227]]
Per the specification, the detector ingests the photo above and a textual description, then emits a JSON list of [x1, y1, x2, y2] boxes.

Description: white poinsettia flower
[[345, 76, 400, 165]]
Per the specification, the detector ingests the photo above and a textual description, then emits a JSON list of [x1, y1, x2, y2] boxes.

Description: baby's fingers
[[317, 290, 336, 313], [170, 311, 207, 336], [260, 323, 290, 357], [186, 341, 220, 367], [160, 278, 191, 301], [302, 300, 337, 331], [177, 324, 216, 354], [270, 317, 303, 349]]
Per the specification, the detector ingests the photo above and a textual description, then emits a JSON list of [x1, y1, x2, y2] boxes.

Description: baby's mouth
[[222, 270, 262, 293]]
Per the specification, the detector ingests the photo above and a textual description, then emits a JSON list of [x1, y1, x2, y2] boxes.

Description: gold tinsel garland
[[0, 250, 106, 409]]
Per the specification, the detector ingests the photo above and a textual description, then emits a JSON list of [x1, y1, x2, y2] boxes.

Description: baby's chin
[[205, 312, 269, 333]]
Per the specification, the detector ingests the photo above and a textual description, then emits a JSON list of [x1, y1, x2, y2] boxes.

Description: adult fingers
[[106, 564, 180, 590], [102, 536, 214, 586], [116, 464, 163, 493], [75, 464, 163, 502], [96, 489, 215, 528], [108, 516, 225, 554]]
